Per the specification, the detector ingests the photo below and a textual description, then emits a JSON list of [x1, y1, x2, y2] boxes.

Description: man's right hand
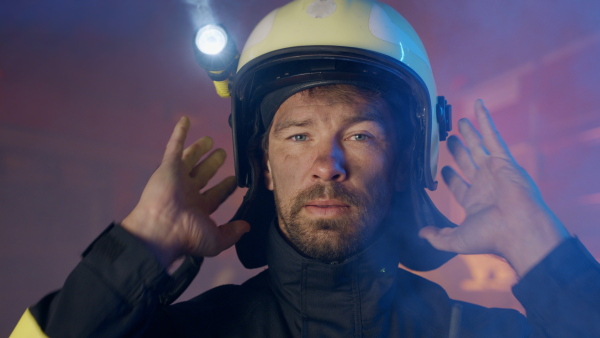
[[121, 117, 250, 268]]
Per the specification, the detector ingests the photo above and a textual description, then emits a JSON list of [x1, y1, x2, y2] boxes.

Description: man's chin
[[284, 222, 364, 262], [294, 236, 351, 262]]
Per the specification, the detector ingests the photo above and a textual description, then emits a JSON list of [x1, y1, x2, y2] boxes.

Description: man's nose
[[310, 140, 347, 182]]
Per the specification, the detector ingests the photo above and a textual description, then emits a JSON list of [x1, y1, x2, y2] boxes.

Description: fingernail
[[242, 222, 251, 233], [216, 148, 227, 159], [477, 99, 488, 111]]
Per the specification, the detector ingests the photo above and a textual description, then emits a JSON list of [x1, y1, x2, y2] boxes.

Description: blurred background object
[[1, 0, 600, 335]]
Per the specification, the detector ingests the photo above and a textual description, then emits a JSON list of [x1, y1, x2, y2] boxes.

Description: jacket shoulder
[[146, 270, 275, 336]]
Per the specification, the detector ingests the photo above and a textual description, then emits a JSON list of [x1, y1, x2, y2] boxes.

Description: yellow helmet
[[228, 0, 454, 270]]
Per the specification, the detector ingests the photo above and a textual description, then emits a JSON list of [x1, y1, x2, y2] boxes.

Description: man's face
[[264, 86, 400, 262]]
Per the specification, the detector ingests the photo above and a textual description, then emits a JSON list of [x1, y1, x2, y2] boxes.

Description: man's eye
[[291, 134, 307, 141], [349, 134, 370, 141]]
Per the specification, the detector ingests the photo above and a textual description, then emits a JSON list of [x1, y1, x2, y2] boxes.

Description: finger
[[441, 166, 470, 204], [458, 118, 489, 166], [190, 148, 227, 188], [447, 135, 477, 180], [203, 220, 250, 257], [418, 225, 469, 254], [474, 100, 514, 161], [202, 176, 238, 213], [182, 136, 213, 173], [162, 117, 190, 164]]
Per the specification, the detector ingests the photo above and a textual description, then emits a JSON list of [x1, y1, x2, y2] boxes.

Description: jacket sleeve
[[512, 237, 600, 337], [10, 224, 175, 338]]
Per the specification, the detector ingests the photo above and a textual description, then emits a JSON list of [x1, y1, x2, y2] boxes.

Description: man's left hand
[[419, 100, 570, 276]]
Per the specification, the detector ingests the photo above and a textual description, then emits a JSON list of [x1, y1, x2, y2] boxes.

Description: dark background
[[2, 0, 600, 335]]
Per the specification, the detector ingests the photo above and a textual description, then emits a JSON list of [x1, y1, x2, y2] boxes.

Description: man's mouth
[[304, 199, 351, 217]]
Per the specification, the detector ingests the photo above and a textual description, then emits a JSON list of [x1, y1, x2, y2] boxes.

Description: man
[[11, 0, 600, 337]]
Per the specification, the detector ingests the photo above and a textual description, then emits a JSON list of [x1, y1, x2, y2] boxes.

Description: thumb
[[418, 225, 465, 254], [213, 220, 251, 254]]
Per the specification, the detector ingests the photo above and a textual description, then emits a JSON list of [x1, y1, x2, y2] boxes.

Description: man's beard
[[274, 181, 392, 263]]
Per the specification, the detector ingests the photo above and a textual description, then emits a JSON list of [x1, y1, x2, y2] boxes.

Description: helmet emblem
[[306, 0, 337, 19]]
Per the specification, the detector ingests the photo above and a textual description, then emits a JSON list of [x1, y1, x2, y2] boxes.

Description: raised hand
[[121, 117, 250, 267], [419, 100, 569, 276]]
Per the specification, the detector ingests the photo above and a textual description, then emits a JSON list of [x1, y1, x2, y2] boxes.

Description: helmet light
[[195, 24, 228, 56], [193, 24, 239, 98]]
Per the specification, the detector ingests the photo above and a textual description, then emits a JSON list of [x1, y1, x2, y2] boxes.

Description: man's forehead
[[281, 86, 372, 106], [272, 87, 391, 124]]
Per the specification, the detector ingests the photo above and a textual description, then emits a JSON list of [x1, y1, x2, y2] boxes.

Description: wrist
[[500, 215, 570, 277], [121, 212, 182, 268]]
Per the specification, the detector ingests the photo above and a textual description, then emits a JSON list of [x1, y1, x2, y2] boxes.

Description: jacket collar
[[266, 220, 401, 331]]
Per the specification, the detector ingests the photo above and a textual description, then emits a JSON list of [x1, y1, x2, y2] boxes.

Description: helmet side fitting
[[229, 0, 454, 270]]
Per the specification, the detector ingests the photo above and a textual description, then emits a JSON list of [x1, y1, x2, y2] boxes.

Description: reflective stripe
[[9, 309, 48, 338], [241, 9, 278, 54]]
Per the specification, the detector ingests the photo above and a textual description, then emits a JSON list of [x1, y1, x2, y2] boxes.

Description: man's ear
[[264, 156, 274, 191]]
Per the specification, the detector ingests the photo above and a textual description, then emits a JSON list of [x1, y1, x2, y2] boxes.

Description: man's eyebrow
[[342, 110, 387, 127], [272, 119, 314, 135], [272, 110, 388, 135]]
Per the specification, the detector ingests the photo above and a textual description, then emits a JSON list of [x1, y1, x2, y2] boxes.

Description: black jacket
[[13, 223, 600, 337]]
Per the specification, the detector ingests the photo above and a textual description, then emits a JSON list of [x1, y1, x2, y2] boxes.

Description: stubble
[[274, 181, 391, 262]]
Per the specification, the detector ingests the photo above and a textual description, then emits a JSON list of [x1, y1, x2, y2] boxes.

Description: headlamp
[[195, 25, 228, 55], [193, 24, 239, 98]]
